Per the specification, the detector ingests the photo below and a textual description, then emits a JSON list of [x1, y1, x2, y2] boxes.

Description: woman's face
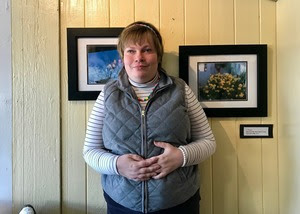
[[123, 38, 158, 83]]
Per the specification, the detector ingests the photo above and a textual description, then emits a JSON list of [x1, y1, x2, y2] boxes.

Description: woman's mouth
[[134, 64, 148, 69]]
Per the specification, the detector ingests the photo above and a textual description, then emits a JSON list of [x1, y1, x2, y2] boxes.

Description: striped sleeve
[[179, 84, 216, 166], [82, 90, 119, 175]]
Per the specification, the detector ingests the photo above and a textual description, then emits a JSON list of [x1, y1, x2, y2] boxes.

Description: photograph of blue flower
[[197, 61, 248, 101], [87, 45, 123, 85]]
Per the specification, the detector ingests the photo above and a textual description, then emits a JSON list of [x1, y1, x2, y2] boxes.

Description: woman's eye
[[127, 50, 135, 53], [144, 48, 152, 52]]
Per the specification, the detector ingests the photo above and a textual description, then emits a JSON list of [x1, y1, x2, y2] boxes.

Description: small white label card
[[240, 124, 273, 138]]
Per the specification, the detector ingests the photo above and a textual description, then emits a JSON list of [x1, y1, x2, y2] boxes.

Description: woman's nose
[[135, 51, 144, 62]]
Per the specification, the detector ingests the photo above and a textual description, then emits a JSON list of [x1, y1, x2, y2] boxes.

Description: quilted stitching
[[102, 73, 198, 212]]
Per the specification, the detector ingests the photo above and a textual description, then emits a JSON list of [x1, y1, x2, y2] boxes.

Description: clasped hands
[[116, 141, 183, 181]]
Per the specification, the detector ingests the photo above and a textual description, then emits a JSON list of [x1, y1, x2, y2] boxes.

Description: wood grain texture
[[235, 1, 262, 214], [110, 0, 134, 27], [235, 0, 260, 43], [12, 0, 60, 213], [135, 0, 159, 26], [261, 1, 278, 214], [185, 0, 209, 45], [212, 120, 238, 214], [85, 0, 110, 213], [184, 1, 211, 213], [60, 0, 87, 213], [160, 0, 184, 77], [210, 0, 235, 44], [85, 0, 110, 27]]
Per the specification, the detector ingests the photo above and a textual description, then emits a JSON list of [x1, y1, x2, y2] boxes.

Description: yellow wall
[[277, 0, 300, 213], [12, 0, 281, 214]]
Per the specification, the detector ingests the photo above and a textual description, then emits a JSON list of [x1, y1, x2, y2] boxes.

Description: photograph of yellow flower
[[198, 62, 247, 101], [179, 44, 268, 117]]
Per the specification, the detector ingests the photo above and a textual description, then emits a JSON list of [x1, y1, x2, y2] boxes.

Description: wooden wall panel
[[210, 0, 234, 44], [135, 0, 159, 26], [160, 0, 184, 77], [185, 1, 212, 213], [210, 1, 237, 214], [84, 1, 110, 213], [12, 1, 25, 212], [235, 1, 262, 214], [60, 0, 87, 213], [12, 0, 60, 213], [86, 103, 106, 214], [235, 0, 260, 44], [277, 0, 300, 213], [85, 0, 110, 27], [261, 1, 278, 214], [212, 120, 238, 214], [185, 0, 209, 45], [110, 0, 134, 27]]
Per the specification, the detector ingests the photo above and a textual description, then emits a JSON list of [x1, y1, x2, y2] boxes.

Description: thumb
[[154, 141, 168, 149]]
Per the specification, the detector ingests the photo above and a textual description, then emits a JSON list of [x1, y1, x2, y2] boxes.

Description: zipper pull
[[141, 110, 145, 116]]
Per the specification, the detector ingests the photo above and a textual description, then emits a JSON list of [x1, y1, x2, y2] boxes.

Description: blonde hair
[[117, 21, 164, 67]]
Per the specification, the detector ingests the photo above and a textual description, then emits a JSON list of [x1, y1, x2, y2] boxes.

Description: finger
[[138, 172, 158, 180], [129, 154, 144, 161], [135, 158, 159, 169], [138, 164, 161, 174], [154, 141, 168, 149], [152, 172, 166, 179], [143, 156, 159, 166]]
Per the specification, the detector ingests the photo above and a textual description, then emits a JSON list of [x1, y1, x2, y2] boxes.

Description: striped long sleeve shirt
[[83, 82, 216, 175]]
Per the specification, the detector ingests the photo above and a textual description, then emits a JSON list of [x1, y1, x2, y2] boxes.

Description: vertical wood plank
[[185, 0, 209, 45], [185, 1, 212, 214], [86, 103, 106, 214], [210, 0, 234, 44], [235, 1, 263, 214], [110, 0, 134, 27], [261, 0, 278, 214], [85, 1, 110, 213], [12, 1, 25, 212], [135, 0, 159, 26], [210, 1, 237, 214], [60, 0, 87, 213], [212, 120, 238, 214], [12, 0, 60, 213], [160, 0, 184, 77], [236, 132, 263, 214], [277, 0, 300, 213], [235, 0, 260, 44], [85, 0, 110, 27]]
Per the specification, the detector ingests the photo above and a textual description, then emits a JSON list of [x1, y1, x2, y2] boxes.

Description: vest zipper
[[139, 85, 170, 213], [141, 109, 148, 213]]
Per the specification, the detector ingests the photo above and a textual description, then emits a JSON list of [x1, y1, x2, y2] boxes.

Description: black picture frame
[[179, 44, 268, 117], [67, 27, 124, 100]]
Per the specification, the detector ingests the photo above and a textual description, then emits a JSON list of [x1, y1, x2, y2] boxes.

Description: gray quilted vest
[[102, 69, 199, 213]]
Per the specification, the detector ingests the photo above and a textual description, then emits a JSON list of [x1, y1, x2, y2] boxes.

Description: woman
[[83, 21, 216, 214]]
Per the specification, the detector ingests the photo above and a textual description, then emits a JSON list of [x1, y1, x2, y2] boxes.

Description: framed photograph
[[67, 28, 124, 100], [179, 45, 267, 117]]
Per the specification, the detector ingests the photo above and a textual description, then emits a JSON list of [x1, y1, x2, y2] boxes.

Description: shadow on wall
[[212, 119, 239, 213], [162, 52, 179, 77]]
